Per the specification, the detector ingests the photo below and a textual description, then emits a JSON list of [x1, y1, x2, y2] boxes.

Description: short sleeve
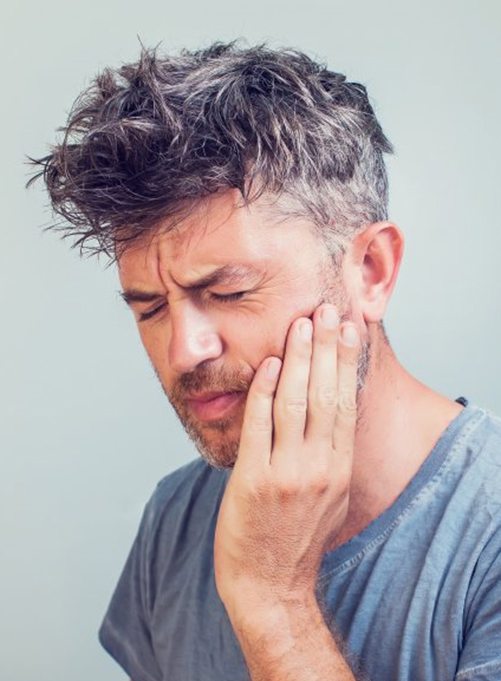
[[98, 497, 163, 681], [455, 523, 501, 681]]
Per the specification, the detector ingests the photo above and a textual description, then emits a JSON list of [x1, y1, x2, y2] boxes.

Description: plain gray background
[[2, 1, 500, 679]]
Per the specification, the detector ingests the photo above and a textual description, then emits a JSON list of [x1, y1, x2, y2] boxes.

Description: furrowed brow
[[182, 264, 260, 289], [119, 264, 260, 305]]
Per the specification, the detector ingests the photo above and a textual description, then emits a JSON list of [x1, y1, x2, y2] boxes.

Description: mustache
[[170, 364, 254, 401]]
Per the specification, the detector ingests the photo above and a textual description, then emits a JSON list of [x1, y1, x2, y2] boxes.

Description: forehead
[[117, 190, 320, 286]]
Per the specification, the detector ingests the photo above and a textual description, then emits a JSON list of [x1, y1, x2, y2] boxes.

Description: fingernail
[[341, 324, 358, 346], [321, 306, 339, 329], [300, 320, 312, 340], [266, 357, 282, 380]]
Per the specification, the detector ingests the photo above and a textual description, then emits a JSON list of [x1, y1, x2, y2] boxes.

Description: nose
[[168, 299, 223, 374]]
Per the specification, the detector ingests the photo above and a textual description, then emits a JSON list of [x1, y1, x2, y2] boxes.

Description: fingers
[[270, 306, 360, 465], [237, 356, 282, 472], [304, 305, 340, 444], [237, 305, 360, 476], [272, 317, 313, 452], [333, 323, 360, 456]]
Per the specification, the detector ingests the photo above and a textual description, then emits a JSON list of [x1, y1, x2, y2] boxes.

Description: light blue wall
[[2, 1, 500, 679]]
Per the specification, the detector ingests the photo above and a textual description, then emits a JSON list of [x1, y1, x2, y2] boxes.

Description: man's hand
[[213, 303, 360, 624]]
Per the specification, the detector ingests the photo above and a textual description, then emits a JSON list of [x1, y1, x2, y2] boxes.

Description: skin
[[119, 190, 363, 470], [118, 189, 464, 679]]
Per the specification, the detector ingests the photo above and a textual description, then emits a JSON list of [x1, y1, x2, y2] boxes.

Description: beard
[[160, 335, 371, 470], [162, 362, 253, 469], [156, 271, 372, 470]]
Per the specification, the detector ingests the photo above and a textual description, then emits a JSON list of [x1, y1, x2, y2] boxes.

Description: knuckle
[[310, 470, 330, 494], [312, 386, 338, 411], [276, 464, 332, 497], [272, 467, 302, 497], [277, 477, 301, 498], [281, 397, 308, 416], [337, 477, 351, 499], [248, 475, 271, 499], [248, 414, 271, 433], [338, 390, 357, 415]]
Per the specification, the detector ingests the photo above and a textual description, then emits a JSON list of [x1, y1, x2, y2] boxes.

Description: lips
[[186, 391, 245, 421], [186, 391, 233, 402]]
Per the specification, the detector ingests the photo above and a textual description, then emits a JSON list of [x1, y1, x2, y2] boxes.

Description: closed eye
[[138, 291, 247, 321], [138, 303, 167, 322], [208, 291, 247, 303]]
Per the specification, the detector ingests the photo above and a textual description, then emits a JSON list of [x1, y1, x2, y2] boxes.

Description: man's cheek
[[268, 305, 319, 359]]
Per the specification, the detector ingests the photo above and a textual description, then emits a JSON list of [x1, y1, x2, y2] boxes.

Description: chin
[[197, 442, 239, 470], [182, 420, 241, 469]]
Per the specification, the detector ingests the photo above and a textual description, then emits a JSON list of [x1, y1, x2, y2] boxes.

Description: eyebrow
[[119, 264, 261, 306]]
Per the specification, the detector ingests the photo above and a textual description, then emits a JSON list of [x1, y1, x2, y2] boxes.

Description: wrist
[[224, 587, 321, 638]]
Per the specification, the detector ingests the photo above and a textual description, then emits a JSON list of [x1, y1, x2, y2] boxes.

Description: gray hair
[[28, 40, 393, 261]]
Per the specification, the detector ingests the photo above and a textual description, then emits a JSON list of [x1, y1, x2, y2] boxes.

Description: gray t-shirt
[[98, 400, 501, 680]]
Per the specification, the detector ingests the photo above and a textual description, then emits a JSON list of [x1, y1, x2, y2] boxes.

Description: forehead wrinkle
[[150, 190, 303, 292], [154, 221, 245, 290]]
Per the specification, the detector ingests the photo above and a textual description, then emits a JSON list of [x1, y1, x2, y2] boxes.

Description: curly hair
[[28, 40, 393, 261]]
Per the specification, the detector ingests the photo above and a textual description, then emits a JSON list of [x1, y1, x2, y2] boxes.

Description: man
[[30, 42, 501, 681]]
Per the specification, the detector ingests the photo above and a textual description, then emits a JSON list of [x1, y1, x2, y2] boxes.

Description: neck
[[331, 323, 464, 549]]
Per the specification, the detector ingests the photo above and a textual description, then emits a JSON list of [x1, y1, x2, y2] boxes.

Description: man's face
[[118, 191, 369, 468]]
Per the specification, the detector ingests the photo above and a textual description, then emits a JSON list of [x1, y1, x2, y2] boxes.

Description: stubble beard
[[165, 364, 251, 470]]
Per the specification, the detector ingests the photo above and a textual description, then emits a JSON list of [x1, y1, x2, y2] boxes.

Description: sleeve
[[454, 523, 501, 681], [98, 496, 163, 681]]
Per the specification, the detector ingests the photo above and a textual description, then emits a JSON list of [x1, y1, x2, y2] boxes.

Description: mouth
[[186, 391, 246, 421]]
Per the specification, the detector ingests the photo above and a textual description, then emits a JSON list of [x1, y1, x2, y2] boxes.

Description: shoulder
[[153, 457, 229, 509], [462, 405, 501, 510], [467, 403, 501, 445], [454, 404, 501, 589], [140, 458, 229, 550]]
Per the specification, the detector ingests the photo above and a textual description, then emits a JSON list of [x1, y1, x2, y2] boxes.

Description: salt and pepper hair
[[28, 40, 393, 262]]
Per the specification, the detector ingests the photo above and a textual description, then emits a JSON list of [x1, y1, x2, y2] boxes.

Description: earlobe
[[353, 222, 404, 323]]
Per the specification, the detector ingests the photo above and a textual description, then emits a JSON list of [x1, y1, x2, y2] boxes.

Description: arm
[[229, 594, 357, 681], [214, 304, 361, 680]]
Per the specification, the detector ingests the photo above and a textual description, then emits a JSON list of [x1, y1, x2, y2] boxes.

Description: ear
[[348, 221, 404, 323]]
